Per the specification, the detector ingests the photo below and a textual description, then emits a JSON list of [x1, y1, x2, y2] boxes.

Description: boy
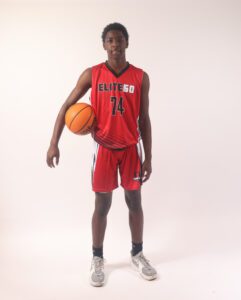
[[47, 23, 157, 287]]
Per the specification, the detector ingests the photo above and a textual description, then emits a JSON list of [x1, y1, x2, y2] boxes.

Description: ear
[[103, 42, 107, 50]]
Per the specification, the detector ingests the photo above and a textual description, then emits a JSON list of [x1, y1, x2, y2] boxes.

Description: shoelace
[[138, 253, 153, 269], [92, 257, 104, 274]]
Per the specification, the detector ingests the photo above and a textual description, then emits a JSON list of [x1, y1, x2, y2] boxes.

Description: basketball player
[[46, 23, 157, 287]]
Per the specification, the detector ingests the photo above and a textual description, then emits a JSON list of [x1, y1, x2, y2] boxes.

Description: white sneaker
[[131, 251, 157, 280], [90, 256, 105, 287]]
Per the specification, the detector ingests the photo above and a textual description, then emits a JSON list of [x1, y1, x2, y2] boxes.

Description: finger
[[47, 157, 52, 168], [142, 171, 151, 182], [142, 176, 148, 182], [141, 168, 146, 178], [56, 155, 59, 165], [142, 175, 150, 182], [48, 156, 55, 168], [52, 158, 56, 168], [142, 168, 149, 178], [46, 155, 50, 166]]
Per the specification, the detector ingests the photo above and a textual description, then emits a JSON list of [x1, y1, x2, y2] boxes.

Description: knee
[[125, 190, 142, 213], [94, 192, 112, 217]]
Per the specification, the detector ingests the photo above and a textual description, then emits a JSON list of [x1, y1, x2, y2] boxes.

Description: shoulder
[[129, 64, 149, 83], [91, 62, 106, 72], [128, 63, 145, 86], [82, 67, 92, 75], [141, 72, 150, 93], [79, 67, 92, 82], [129, 63, 144, 74], [142, 72, 150, 83]]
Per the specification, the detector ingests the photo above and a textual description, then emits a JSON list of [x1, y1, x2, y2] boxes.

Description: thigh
[[119, 143, 143, 190], [92, 143, 119, 192]]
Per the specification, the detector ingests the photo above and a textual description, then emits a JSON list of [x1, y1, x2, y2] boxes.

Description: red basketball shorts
[[91, 141, 143, 192]]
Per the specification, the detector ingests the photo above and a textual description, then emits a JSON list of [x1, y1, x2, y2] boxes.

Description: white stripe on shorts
[[136, 140, 143, 163], [91, 140, 100, 184]]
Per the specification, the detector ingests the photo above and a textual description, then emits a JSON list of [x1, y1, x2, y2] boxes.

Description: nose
[[112, 39, 120, 47]]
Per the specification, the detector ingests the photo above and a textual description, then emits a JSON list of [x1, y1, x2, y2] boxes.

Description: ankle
[[92, 245, 103, 258], [131, 241, 143, 256]]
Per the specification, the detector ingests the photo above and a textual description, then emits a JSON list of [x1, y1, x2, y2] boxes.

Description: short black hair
[[101, 22, 129, 42]]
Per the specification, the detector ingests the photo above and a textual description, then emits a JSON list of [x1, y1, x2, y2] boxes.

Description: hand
[[46, 144, 60, 168], [142, 159, 152, 182]]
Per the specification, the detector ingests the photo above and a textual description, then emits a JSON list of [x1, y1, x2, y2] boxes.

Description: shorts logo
[[133, 171, 141, 182]]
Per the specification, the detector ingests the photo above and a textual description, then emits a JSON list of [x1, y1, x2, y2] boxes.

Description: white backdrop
[[1, 0, 241, 299]]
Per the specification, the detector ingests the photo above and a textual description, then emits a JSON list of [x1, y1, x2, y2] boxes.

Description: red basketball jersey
[[90, 62, 144, 149]]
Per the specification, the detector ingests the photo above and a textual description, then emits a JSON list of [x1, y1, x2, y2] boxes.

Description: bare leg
[[124, 189, 143, 243], [92, 192, 112, 248]]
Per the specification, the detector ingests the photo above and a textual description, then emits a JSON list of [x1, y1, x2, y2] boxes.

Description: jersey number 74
[[111, 96, 124, 116]]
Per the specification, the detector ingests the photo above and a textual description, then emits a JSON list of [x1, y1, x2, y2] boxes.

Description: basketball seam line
[[69, 105, 90, 130], [74, 109, 94, 134]]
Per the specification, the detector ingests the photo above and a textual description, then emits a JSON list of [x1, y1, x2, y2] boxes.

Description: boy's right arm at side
[[46, 68, 92, 168]]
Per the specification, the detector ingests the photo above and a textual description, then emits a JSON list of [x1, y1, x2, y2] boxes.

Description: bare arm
[[46, 68, 92, 167], [139, 72, 152, 182]]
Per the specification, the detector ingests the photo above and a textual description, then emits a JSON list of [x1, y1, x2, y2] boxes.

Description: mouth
[[111, 49, 121, 55]]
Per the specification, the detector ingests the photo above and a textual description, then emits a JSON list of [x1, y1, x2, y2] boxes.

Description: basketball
[[65, 102, 96, 135]]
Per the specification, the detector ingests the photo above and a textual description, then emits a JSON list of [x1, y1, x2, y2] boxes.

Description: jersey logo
[[98, 83, 135, 94]]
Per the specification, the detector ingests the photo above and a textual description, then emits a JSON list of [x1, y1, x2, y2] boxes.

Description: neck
[[107, 58, 127, 72]]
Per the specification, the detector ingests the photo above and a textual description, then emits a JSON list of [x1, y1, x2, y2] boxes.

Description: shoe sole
[[90, 279, 105, 287], [131, 261, 157, 281]]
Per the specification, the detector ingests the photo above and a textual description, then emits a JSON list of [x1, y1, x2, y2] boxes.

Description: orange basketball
[[65, 102, 96, 135]]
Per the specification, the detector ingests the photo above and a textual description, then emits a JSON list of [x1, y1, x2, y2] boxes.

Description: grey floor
[[1, 216, 240, 300]]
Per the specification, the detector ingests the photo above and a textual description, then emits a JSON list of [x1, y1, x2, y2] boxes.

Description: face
[[103, 30, 128, 59]]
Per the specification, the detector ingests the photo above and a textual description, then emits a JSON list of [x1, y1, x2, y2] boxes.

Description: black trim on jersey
[[105, 61, 130, 78]]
